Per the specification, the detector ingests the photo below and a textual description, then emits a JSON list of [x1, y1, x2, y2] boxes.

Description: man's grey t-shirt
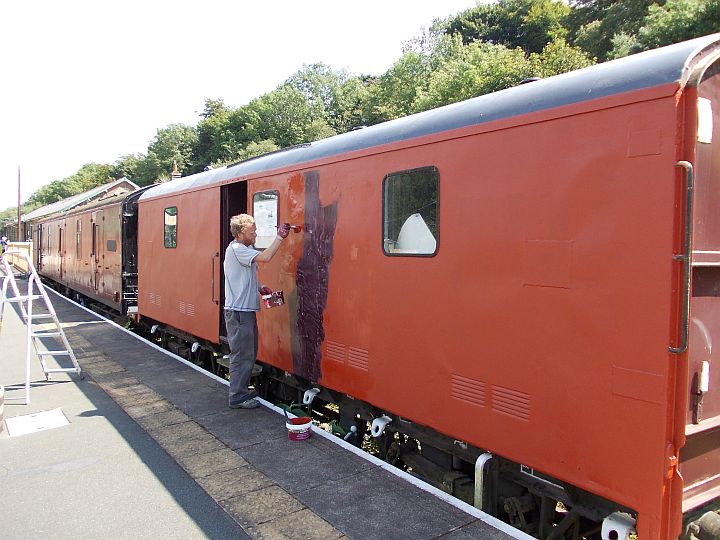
[[224, 241, 260, 311]]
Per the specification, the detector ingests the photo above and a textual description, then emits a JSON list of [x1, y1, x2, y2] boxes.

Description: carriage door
[[58, 221, 65, 280], [219, 182, 248, 341], [91, 211, 100, 292], [36, 225, 43, 271], [682, 59, 720, 511]]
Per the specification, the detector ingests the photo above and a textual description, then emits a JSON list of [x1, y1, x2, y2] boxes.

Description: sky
[[0, 0, 480, 211]]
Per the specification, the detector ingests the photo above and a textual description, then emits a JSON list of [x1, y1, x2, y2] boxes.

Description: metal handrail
[[669, 161, 694, 354]]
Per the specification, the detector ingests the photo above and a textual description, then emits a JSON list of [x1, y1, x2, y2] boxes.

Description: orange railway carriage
[[137, 35, 720, 538]]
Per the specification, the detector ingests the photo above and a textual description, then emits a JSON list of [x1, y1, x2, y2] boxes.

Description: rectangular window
[[383, 166, 439, 256], [252, 191, 279, 249], [76, 220, 82, 258], [164, 206, 177, 248]]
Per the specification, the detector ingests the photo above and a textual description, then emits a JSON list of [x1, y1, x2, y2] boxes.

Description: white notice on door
[[698, 97, 713, 144]]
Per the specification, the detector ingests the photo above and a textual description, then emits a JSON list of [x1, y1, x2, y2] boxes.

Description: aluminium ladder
[[0, 250, 82, 404]]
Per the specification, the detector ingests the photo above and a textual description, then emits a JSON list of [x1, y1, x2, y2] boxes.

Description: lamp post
[[17, 165, 21, 241]]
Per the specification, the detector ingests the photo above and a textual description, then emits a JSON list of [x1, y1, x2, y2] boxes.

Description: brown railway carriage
[[32, 187, 149, 316], [135, 35, 720, 539]]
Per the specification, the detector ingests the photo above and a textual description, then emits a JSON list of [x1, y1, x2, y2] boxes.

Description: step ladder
[[0, 250, 82, 404]]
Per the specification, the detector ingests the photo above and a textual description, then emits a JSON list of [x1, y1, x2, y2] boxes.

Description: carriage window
[[164, 206, 177, 248], [253, 191, 279, 249], [76, 220, 82, 258], [106, 239, 117, 252], [383, 166, 439, 256]]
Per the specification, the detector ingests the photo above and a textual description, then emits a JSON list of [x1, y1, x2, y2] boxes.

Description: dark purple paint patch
[[293, 171, 337, 381]]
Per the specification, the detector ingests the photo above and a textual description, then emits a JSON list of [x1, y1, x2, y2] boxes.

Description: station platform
[[0, 276, 528, 540]]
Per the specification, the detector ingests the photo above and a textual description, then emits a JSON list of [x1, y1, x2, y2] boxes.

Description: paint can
[[286, 416, 312, 441]]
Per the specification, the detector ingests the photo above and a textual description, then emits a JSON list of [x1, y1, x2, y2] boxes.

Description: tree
[[530, 37, 595, 76], [414, 42, 534, 111], [248, 85, 316, 148], [443, 0, 571, 55], [633, 0, 720, 52], [111, 154, 143, 182], [134, 124, 198, 183], [568, 0, 662, 60], [27, 163, 115, 206], [284, 63, 370, 133], [363, 51, 430, 123]]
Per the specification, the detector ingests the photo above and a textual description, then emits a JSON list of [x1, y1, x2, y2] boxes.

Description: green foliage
[[444, 0, 571, 54], [363, 51, 430, 123], [133, 124, 198, 184], [633, 0, 720, 52], [529, 37, 595, 76], [27, 163, 115, 206], [414, 43, 533, 111], [567, 1, 661, 60], [234, 140, 280, 163]]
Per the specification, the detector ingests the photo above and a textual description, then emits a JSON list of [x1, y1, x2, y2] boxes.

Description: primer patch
[[5, 408, 69, 437]]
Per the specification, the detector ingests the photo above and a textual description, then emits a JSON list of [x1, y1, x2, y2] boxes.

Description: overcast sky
[[0, 0, 480, 210]]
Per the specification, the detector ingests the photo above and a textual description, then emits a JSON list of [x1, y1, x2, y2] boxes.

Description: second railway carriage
[[31, 182, 150, 317], [131, 34, 720, 538]]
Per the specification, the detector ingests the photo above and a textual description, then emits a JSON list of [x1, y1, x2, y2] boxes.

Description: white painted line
[[47, 288, 531, 539]]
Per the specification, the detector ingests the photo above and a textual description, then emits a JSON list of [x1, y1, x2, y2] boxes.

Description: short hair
[[230, 214, 254, 237]]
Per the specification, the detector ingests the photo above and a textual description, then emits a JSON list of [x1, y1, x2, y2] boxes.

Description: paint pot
[[262, 290, 285, 308], [286, 416, 312, 441]]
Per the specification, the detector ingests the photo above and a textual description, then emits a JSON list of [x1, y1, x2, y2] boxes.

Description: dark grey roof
[[24, 178, 139, 222], [142, 33, 720, 202]]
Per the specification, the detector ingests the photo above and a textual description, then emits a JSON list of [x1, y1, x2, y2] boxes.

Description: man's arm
[[254, 235, 284, 263], [254, 223, 290, 263]]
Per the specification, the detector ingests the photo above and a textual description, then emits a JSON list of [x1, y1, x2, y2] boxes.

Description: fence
[[3, 242, 33, 273]]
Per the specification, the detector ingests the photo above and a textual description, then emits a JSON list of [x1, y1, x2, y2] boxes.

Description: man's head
[[230, 214, 257, 246]]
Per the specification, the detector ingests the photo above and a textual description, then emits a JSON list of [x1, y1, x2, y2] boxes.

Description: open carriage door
[[219, 181, 248, 342], [681, 56, 720, 513]]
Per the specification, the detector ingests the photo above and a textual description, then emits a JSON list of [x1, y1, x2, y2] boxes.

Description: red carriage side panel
[[138, 187, 221, 343], [249, 90, 686, 538]]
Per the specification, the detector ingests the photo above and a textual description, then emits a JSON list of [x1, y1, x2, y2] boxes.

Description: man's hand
[[277, 223, 291, 239], [259, 286, 272, 296]]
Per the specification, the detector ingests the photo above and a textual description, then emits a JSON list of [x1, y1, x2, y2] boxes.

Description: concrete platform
[[0, 276, 528, 540]]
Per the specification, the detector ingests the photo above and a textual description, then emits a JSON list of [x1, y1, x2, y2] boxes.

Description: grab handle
[[669, 161, 694, 354], [211, 253, 219, 305]]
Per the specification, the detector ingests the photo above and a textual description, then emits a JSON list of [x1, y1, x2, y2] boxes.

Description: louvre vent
[[450, 374, 486, 407], [491, 385, 530, 421], [347, 347, 369, 371], [325, 340, 346, 363]]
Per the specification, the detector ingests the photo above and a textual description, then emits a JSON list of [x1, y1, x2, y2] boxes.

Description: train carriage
[[29, 181, 149, 317], [22, 34, 720, 539]]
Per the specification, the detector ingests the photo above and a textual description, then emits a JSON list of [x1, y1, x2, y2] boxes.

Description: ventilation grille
[[347, 347, 369, 371], [450, 374, 486, 407], [178, 301, 196, 316], [325, 340, 346, 363], [149, 292, 161, 306], [491, 385, 530, 421]]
